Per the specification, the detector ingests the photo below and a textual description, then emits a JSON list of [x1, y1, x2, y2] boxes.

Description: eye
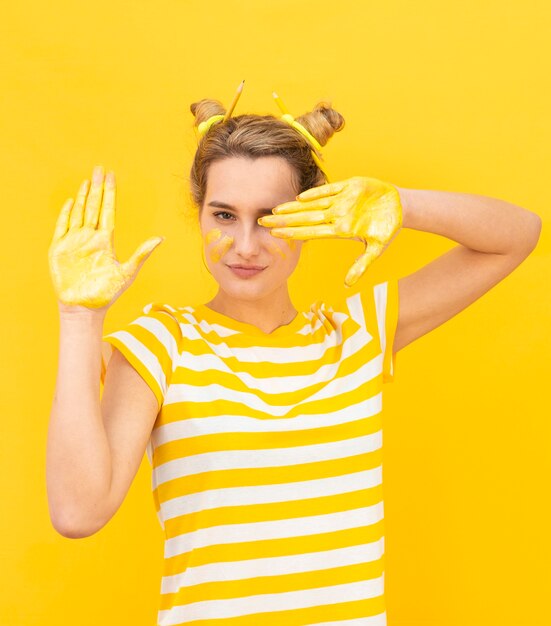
[[213, 211, 235, 221]]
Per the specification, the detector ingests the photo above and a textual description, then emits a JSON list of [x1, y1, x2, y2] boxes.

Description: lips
[[227, 264, 266, 279]]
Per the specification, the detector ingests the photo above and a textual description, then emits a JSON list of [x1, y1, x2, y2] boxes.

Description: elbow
[[46, 483, 112, 538], [532, 213, 543, 246], [52, 524, 93, 540], [513, 212, 542, 256], [525, 212, 543, 250], [49, 507, 105, 539]]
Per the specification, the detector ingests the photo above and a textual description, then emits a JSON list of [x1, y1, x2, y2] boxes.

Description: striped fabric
[[100, 279, 399, 625]]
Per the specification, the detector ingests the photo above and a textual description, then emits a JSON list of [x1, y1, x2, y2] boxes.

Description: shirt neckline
[[192, 303, 308, 338]]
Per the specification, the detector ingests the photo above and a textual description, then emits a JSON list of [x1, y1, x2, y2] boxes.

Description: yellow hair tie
[[196, 80, 245, 139], [197, 114, 225, 138], [273, 93, 329, 180], [280, 113, 323, 151]]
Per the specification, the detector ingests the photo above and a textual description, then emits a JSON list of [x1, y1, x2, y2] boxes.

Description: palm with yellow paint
[[48, 166, 164, 311], [258, 176, 403, 287]]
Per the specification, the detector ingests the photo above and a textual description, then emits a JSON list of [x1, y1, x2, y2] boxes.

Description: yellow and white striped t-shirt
[[101, 279, 399, 626]]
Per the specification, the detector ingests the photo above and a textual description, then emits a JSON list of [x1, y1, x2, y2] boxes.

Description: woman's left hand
[[258, 176, 404, 287]]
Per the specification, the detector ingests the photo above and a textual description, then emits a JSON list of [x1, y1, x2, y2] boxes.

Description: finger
[[68, 179, 90, 230], [270, 224, 336, 240], [273, 197, 332, 215], [296, 180, 347, 202], [120, 237, 164, 279], [344, 243, 384, 287], [99, 171, 116, 231], [52, 198, 74, 241], [259, 209, 329, 229], [83, 165, 105, 228]]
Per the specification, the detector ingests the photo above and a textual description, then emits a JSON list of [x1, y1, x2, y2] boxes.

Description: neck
[[206, 284, 298, 334]]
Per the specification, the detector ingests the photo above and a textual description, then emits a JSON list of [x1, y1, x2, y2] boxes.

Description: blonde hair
[[189, 99, 345, 212]]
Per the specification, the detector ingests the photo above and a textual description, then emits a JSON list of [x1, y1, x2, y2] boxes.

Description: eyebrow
[[207, 201, 275, 214]]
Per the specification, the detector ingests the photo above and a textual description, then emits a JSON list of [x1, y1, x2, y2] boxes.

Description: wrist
[[394, 186, 411, 228], [58, 303, 108, 323]]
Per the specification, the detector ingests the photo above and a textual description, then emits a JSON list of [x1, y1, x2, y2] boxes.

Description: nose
[[233, 221, 262, 259]]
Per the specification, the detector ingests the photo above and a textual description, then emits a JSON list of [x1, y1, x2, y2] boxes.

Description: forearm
[[396, 187, 542, 255], [46, 310, 112, 537]]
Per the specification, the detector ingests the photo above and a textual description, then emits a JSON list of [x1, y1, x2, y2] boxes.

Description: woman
[[46, 93, 542, 625]]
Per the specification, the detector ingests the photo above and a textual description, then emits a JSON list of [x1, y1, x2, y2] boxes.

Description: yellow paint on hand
[[48, 168, 163, 308], [259, 177, 402, 286]]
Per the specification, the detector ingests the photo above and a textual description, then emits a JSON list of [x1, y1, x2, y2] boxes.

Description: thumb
[[120, 236, 164, 280], [344, 242, 382, 288]]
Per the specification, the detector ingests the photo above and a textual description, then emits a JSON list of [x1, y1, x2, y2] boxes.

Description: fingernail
[[93, 165, 104, 183]]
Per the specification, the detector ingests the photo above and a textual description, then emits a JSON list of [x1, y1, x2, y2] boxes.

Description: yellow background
[[2, 1, 549, 624]]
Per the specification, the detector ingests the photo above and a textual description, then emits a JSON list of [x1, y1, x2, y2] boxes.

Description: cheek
[[265, 239, 287, 260], [264, 237, 301, 265], [205, 227, 222, 245], [204, 228, 234, 263]]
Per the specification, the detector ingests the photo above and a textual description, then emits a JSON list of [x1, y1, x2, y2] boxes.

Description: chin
[[221, 279, 274, 301]]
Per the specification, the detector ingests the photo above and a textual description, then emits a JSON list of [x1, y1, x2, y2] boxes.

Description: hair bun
[[190, 99, 226, 128], [296, 102, 345, 147]]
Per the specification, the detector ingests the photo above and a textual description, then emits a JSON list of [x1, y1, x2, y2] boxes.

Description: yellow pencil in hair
[[224, 79, 245, 120], [272, 91, 290, 116]]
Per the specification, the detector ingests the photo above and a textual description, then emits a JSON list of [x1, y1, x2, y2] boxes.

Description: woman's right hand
[[48, 166, 164, 313]]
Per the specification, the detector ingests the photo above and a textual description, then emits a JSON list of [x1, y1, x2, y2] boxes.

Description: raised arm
[[258, 176, 542, 355], [46, 166, 163, 537], [391, 187, 542, 352]]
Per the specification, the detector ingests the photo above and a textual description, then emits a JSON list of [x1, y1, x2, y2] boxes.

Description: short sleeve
[[372, 279, 400, 384], [100, 302, 182, 409]]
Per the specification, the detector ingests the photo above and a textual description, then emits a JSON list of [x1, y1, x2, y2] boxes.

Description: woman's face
[[199, 156, 303, 301]]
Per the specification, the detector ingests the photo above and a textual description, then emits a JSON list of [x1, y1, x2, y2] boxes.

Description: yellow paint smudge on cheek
[[205, 228, 222, 245], [210, 234, 234, 262], [266, 240, 286, 259], [204, 228, 232, 264], [287, 239, 298, 251]]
